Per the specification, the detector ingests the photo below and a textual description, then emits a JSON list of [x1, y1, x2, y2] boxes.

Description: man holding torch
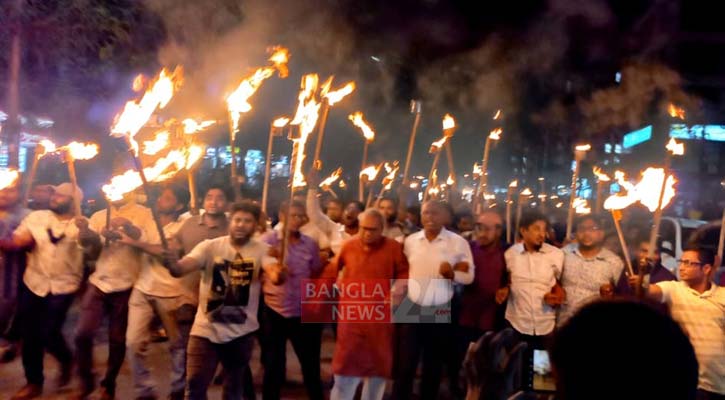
[[0, 176, 29, 364], [72, 193, 152, 400], [0, 183, 89, 400]]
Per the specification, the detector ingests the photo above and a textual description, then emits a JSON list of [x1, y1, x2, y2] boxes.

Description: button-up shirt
[[306, 189, 351, 255], [174, 214, 229, 255], [460, 241, 507, 331], [135, 218, 197, 302], [403, 228, 474, 306], [656, 281, 725, 394], [17, 210, 84, 296], [262, 229, 322, 318], [88, 202, 153, 294], [558, 247, 623, 325], [504, 242, 564, 336]]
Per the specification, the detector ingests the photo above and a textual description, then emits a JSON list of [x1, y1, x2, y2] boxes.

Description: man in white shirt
[[120, 186, 193, 400], [496, 211, 564, 348], [558, 215, 623, 325], [392, 200, 474, 400], [635, 247, 725, 398], [161, 200, 284, 399], [72, 195, 152, 399], [306, 181, 363, 256], [0, 183, 90, 400]]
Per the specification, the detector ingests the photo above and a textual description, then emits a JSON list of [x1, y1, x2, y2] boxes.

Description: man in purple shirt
[[453, 211, 507, 394], [616, 238, 677, 295], [261, 201, 323, 400]]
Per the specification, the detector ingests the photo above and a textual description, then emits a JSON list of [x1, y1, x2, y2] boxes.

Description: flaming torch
[[319, 167, 342, 198], [593, 167, 611, 213], [177, 118, 215, 215], [647, 138, 684, 260], [226, 46, 290, 199], [506, 180, 518, 244], [64, 142, 100, 216], [0, 169, 20, 191], [109, 67, 183, 249], [423, 136, 447, 202], [262, 117, 290, 213], [377, 162, 399, 204], [312, 79, 355, 170], [22, 140, 56, 207], [515, 188, 533, 238], [474, 122, 503, 213], [348, 111, 376, 202], [442, 114, 458, 191], [360, 163, 384, 208], [281, 73, 322, 267], [565, 144, 591, 240]]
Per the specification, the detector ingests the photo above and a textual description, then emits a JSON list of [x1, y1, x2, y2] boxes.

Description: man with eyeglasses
[[633, 246, 725, 399], [558, 215, 623, 326], [615, 237, 676, 296]]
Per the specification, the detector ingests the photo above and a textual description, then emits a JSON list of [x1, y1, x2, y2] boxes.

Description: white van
[[658, 217, 708, 275]]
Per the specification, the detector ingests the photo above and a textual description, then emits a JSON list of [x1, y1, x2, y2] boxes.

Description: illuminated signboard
[[669, 124, 725, 142], [622, 125, 652, 148]]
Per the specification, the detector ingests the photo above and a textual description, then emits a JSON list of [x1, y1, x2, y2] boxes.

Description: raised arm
[[306, 188, 338, 238]]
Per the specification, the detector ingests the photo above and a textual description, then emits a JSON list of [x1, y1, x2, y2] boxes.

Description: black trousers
[[260, 303, 323, 400], [392, 322, 455, 400], [17, 282, 75, 385], [74, 284, 131, 394]]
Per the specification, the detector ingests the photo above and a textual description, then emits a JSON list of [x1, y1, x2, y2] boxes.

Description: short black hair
[[682, 246, 716, 267], [636, 235, 662, 255], [346, 200, 365, 212], [325, 198, 344, 208], [230, 200, 261, 222], [163, 185, 190, 211], [519, 210, 548, 230], [279, 200, 306, 214], [552, 300, 698, 400], [204, 184, 234, 202], [574, 214, 606, 232], [406, 205, 421, 215], [378, 197, 397, 207]]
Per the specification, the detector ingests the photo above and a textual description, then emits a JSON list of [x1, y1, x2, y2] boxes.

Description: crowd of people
[[0, 171, 723, 400]]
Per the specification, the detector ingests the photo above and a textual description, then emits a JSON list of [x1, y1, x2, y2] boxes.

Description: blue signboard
[[622, 125, 652, 148]]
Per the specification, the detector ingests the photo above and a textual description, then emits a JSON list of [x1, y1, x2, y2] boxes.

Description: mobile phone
[[526, 349, 556, 393]]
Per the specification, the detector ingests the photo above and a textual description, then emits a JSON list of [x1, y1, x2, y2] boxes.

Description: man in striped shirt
[[635, 247, 725, 399]]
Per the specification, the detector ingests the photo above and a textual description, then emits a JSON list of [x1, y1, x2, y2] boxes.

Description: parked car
[[658, 217, 707, 275]]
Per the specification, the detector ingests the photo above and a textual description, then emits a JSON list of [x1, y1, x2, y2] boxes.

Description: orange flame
[[359, 164, 382, 181], [573, 198, 591, 214], [429, 137, 447, 153], [604, 168, 676, 212], [472, 163, 482, 176], [325, 82, 356, 106], [38, 139, 57, 157], [226, 46, 290, 134], [509, 180, 518, 189], [442, 113, 456, 131], [592, 166, 611, 182], [666, 137, 684, 156], [111, 67, 183, 155], [489, 127, 502, 141], [382, 162, 399, 190], [575, 144, 592, 152], [668, 103, 686, 120], [0, 169, 20, 190], [181, 118, 215, 134], [493, 109, 502, 120], [319, 167, 342, 188], [290, 74, 322, 188], [272, 117, 290, 128], [143, 131, 170, 155], [520, 188, 532, 196], [446, 175, 455, 185], [348, 111, 375, 142], [65, 141, 99, 160], [339, 179, 347, 189]]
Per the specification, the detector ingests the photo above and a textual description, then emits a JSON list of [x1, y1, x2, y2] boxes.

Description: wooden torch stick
[[125, 139, 168, 249], [610, 210, 634, 276], [566, 147, 588, 240], [22, 145, 42, 208], [423, 150, 442, 203], [647, 156, 672, 261], [445, 141, 457, 191], [65, 152, 82, 217], [474, 137, 492, 213], [717, 208, 725, 267], [402, 100, 421, 185], [359, 140, 370, 202], [228, 114, 241, 201], [312, 103, 330, 171], [262, 123, 276, 214], [505, 187, 514, 244]]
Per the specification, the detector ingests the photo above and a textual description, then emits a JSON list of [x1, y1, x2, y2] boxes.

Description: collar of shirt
[[684, 282, 720, 298], [414, 227, 452, 243], [514, 242, 555, 255], [571, 246, 608, 261], [196, 214, 227, 229]]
